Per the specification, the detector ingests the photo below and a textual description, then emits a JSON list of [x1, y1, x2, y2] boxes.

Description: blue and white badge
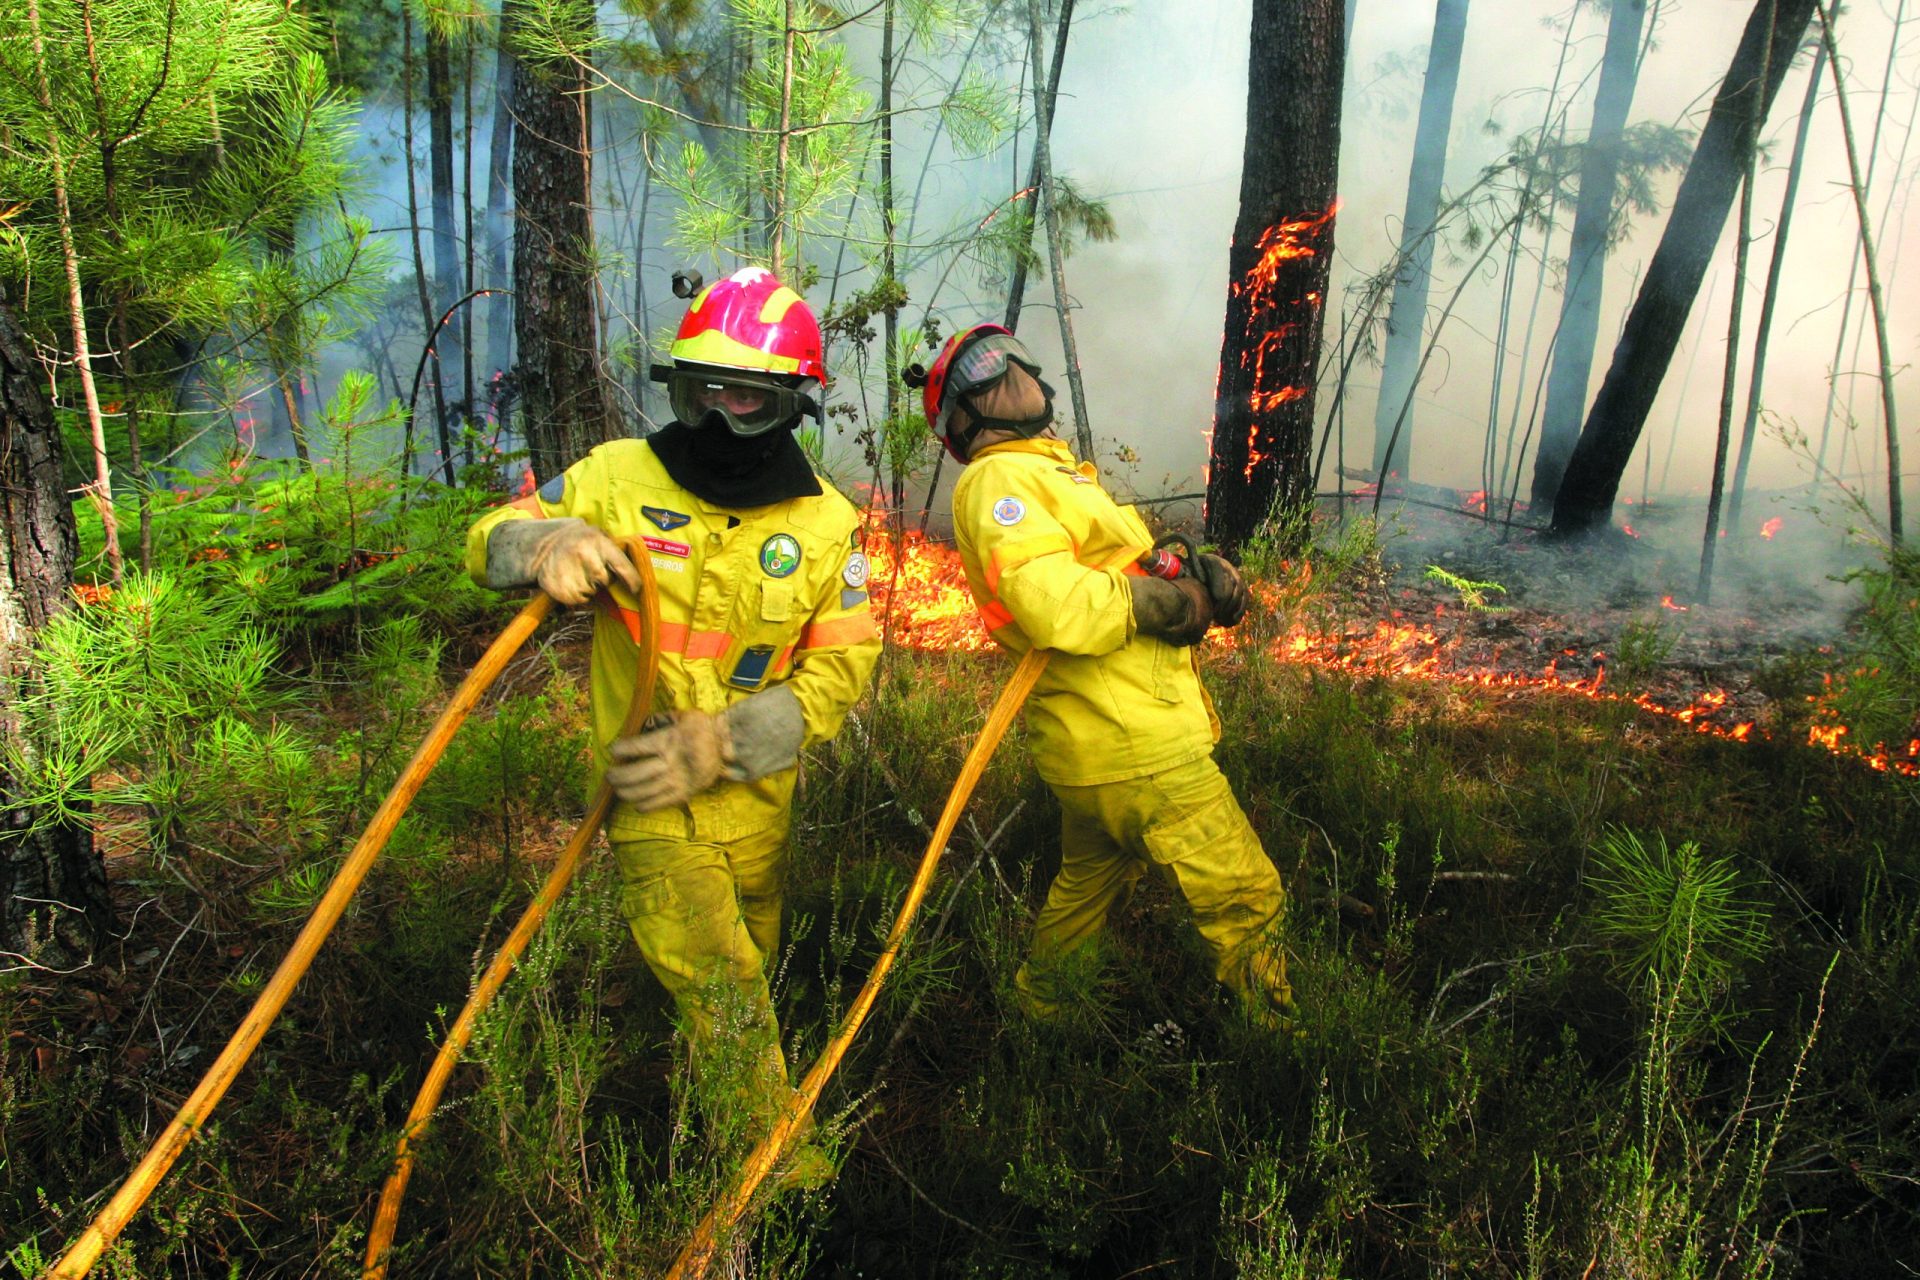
[[842, 552, 871, 588], [991, 496, 1026, 527]]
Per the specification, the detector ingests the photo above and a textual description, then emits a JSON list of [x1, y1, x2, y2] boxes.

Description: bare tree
[[1370, 0, 1469, 481], [1532, 0, 1648, 513], [1550, 0, 1817, 536], [510, 0, 615, 480]]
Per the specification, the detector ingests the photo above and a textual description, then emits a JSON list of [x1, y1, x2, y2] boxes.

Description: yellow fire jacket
[[466, 439, 881, 842], [951, 436, 1219, 787]]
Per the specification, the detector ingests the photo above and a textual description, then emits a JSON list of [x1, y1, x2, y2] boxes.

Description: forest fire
[[856, 518, 1918, 777]]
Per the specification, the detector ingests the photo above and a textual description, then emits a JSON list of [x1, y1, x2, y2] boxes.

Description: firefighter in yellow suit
[[913, 323, 1294, 1026], [466, 268, 880, 1181]]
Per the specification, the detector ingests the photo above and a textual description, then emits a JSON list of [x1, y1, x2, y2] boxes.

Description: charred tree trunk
[[1550, 0, 1817, 536], [485, 9, 515, 404], [1, 297, 111, 964], [1370, 0, 1469, 481], [428, 25, 468, 446], [510, 1, 614, 481], [1206, 0, 1345, 553], [1531, 0, 1647, 512]]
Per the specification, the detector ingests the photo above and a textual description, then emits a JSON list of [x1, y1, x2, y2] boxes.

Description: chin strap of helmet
[[951, 377, 1057, 454]]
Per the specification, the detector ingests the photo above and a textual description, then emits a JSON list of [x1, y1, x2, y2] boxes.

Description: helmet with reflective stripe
[[916, 323, 1051, 462], [668, 266, 825, 382]]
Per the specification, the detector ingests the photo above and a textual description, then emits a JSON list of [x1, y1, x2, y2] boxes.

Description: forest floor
[[6, 497, 1917, 1279]]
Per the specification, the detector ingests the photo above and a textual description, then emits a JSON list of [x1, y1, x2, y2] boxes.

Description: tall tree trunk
[[485, 10, 515, 400], [403, 6, 451, 482], [1549, 0, 1817, 536], [1531, 0, 1647, 512], [1206, 0, 1345, 553], [1027, 0, 1093, 460], [1370, 0, 1469, 481], [510, 0, 614, 480], [1817, 0, 1905, 544], [1728, 40, 1825, 531], [1701, 3, 1776, 600], [1, 296, 112, 964], [427, 26, 465, 475], [1003, 0, 1074, 334]]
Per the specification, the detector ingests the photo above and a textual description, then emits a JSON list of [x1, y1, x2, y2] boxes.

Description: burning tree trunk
[[1550, 0, 1816, 537], [1206, 0, 1344, 553], [0, 296, 111, 964], [510, 0, 615, 481], [1370, 0, 1469, 482], [1531, 0, 1647, 513]]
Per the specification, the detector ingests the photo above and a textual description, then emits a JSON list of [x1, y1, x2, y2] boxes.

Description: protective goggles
[[935, 332, 1044, 436], [652, 364, 820, 437]]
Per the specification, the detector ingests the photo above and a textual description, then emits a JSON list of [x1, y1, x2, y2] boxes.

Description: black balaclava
[[647, 414, 822, 507]]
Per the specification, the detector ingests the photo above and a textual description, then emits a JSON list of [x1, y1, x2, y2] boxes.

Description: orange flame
[[1760, 517, 1783, 540], [864, 523, 1918, 777]]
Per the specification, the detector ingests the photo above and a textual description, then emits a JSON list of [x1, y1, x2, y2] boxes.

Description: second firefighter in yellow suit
[[466, 268, 880, 1180], [913, 323, 1293, 1025]]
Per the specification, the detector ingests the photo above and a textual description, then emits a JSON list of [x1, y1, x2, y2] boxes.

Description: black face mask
[[646, 418, 823, 508]]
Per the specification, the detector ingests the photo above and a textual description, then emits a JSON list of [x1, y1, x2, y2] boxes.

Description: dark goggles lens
[[937, 334, 1041, 435], [663, 369, 813, 437]]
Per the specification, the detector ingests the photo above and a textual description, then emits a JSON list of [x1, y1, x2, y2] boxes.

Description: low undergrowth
[[5, 511, 1919, 1278]]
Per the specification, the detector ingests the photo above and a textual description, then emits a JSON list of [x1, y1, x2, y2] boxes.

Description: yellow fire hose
[[361, 540, 660, 1279], [48, 592, 560, 1280], [665, 646, 1051, 1280]]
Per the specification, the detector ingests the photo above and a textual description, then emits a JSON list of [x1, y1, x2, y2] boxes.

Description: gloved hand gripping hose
[[664, 646, 1053, 1280], [48, 593, 560, 1280], [362, 539, 662, 1280]]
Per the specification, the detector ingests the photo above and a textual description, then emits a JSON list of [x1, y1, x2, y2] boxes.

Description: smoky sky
[[324, 0, 1916, 528]]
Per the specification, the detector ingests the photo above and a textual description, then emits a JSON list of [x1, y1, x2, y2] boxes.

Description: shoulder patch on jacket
[[992, 496, 1026, 526]]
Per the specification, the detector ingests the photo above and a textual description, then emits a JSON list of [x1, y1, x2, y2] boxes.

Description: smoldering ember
[[3, 1, 1918, 1277]]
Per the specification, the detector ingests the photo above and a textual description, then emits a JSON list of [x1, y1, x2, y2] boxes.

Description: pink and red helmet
[[655, 267, 825, 435]]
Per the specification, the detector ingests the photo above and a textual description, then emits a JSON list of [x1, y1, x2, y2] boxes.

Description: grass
[[5, 528, 1920, 1277]]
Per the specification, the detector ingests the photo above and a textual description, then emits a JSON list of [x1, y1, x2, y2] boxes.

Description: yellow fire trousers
[[612, 824, 794, 1128], [1015, 754, 1293, 1024]]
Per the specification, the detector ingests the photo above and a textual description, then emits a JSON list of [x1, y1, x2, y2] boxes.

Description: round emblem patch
[[991, 496, 1026, 527], [759, 533, 802, 578], [842, 552, 871, 588]]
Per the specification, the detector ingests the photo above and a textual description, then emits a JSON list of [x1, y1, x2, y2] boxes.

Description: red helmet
[[654, 267, 825, 435], [668, 266, 825, 380], [915, 323, 1051, 462]]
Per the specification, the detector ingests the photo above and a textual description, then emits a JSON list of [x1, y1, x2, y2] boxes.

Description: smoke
[[282, 0, 1915, 540]]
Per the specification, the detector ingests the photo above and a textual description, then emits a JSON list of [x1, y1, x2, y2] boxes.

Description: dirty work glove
[[1128, 575, 1213, 647], [607, 709, 730, 811], [1194, 553, 1249, 628], [485, 517, 641, 606], [607, 685, 806, 812]]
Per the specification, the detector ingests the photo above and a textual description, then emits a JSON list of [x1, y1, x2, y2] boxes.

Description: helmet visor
[[936, 333, 1042, 436], [661, 366, 816, 437]]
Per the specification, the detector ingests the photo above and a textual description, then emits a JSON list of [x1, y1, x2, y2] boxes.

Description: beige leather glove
[[485, 517, 641, 606], [606, 686, 805, 812], [607, 710, 730, 811], [1128, 575, 1213, 647]]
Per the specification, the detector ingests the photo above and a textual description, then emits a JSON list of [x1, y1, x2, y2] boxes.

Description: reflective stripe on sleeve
[[977, 599, 1014, 631], [798, 613, 880, 650]]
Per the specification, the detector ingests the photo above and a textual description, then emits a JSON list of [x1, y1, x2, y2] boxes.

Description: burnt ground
[[1280, 488, 1884, 753]]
